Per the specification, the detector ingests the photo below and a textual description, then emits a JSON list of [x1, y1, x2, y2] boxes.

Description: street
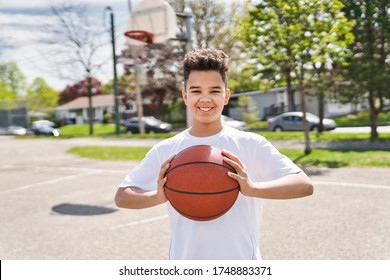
[[333, 125, 390, 133], [0, 136, 389, 260]]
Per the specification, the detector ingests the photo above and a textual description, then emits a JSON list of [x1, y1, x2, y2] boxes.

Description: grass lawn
[[59, 123, 126, 136], [333, 111, 390, 126], [56, 123, 390, 142], [67, 145, 390, 168], [52, 111, 390, 142], [68, 146, 152, 161], [280, 148, 390, 168], [257, 131, 390, 142], [58, 123, 173, 139]]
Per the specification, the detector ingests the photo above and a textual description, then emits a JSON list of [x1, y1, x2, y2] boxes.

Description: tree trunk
[[286, 70, 295, 111], [368, 91, 379, 139], [135, 65, 145, 134], [318, 91, 325, 133], [87, 75, 94, 135], [300, 87, 311, 154]]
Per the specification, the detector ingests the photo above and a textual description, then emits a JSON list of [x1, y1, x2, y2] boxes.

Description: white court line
[[314, 181, 390, 191], [111, 215, 169, 230], [1, 164, 126, 174], [0, 165, 127, 195], [0, 170, 101, 195]]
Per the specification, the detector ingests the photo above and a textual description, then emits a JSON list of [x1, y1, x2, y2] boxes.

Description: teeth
[[199, 107, 212, 112]]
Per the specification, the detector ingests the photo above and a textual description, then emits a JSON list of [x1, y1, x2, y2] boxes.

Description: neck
[[188, 123, 223, 137]]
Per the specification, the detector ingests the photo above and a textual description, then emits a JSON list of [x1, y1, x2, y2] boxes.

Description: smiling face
[[182, 70, 230, 137]]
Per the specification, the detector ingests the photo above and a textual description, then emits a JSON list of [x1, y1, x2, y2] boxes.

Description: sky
[[0, 0, 140, 90]]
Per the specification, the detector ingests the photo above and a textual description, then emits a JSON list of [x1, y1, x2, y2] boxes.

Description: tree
[[27, 78, 59, 113], [0, 82, 16, 110], [103, 74, 136, 115], [238, 95, 260, 123], [170, 0, 248, 80], [342, 0, 390, 139], [58, 77, 103, 105], [120, 44, 184, 121], [0, 62, 27, 98], [228, 66, 262, 93], [240, 0, 354, 153], [45, 0, 109, 134]]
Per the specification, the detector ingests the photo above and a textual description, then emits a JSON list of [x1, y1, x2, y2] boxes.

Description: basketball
[[164, 145, 239, 221]]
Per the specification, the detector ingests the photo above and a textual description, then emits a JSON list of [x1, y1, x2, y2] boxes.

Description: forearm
[[115, 187, 162, 209], [248, 172, 314, 199]]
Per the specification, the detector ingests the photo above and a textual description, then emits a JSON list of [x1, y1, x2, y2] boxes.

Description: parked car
[[221, 115, 249, 131], [267, 112, 336, 131], [6, 125, 27, 135], [123, 116, 172, 134], [31, 120, 60, 136]]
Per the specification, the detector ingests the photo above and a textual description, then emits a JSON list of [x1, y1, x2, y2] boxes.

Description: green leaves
[[240, 0, 354, 83], [27, 77, 59, 113]]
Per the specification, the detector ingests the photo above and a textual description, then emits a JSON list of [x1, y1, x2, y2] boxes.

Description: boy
[[115, 48, 313, 260]]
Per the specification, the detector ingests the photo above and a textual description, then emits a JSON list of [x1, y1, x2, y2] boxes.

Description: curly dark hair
[[183, 48, 230, 89]]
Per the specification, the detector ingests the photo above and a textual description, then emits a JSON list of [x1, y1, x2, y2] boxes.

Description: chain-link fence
[[0, 99, 28, 128]]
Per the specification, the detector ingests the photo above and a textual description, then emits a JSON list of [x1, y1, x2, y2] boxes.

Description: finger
[[159, 157, 173, 180], [221, 149, 238, 160], [223, 156, 239, 168], [223, 155, 244, 173], [161, 155, 175, 168], [222, 149, 244, 169], [158, 176, 167, 188], [227, 171, 245, 181]]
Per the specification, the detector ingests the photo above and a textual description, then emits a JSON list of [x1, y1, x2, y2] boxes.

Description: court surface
[[1, 136, 389, 259]]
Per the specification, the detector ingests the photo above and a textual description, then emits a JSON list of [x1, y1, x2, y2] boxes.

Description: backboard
[[126, 0, 177, 45]]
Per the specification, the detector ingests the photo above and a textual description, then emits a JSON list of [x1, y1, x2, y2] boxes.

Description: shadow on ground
[[51, 203, 117, 216]]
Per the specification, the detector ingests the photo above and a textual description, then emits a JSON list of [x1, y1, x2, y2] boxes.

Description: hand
[[222, 149, 254, 197], [156, 156, 174, 204]]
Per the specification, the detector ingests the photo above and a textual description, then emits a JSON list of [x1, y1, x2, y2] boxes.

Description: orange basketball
[[164, 145, 239, 221]]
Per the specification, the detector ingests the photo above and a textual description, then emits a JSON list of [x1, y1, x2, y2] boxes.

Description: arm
[[240, 172, 313, 199], [114, 157, 172, 209], [222, 150, 313, 199]]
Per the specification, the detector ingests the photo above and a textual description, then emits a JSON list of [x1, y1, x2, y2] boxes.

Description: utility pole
[[176, 6, 194, 127], [105, 6, 120, 135]]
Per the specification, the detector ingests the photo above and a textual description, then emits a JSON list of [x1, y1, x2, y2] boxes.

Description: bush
[[103, 113, 113, 124]]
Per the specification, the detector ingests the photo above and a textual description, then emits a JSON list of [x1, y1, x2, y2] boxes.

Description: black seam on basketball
[[165, 161, 236, 176], [164, 185, 239, 195], [169, 202, 235, 220]]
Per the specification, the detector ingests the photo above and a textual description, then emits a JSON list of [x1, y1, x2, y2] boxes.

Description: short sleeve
[[253, 138, 302, 181], [118, 147, 162, 191]]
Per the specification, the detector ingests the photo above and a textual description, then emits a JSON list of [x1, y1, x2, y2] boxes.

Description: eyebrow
[[188, 86, 223, 90]]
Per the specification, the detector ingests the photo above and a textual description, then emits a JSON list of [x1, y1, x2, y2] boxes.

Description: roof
[[55, 95, 115, 110], [231, 86, 291, 97]]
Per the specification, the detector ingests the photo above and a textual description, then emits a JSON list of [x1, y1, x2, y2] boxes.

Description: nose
[[199, 94, 212, 102]]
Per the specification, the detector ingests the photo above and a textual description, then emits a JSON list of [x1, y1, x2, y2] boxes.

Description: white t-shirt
[[119, 126, 301, 260]]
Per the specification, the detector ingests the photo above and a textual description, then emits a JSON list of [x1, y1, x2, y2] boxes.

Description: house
[[55, 94, 172, 124], [55, 95, 136, 124], [229, 86, 368, 120]]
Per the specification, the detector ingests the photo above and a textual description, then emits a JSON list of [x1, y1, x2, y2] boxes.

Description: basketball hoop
[[125, 0, 176, 45], [124, 30, 154, 44]]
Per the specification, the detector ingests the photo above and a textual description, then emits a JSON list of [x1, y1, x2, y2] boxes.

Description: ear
[[182, 90, 188, 105], [224, 88, 231, 105]]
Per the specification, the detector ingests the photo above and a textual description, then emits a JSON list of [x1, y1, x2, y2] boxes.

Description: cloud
[[1, 0, 130, 90]]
